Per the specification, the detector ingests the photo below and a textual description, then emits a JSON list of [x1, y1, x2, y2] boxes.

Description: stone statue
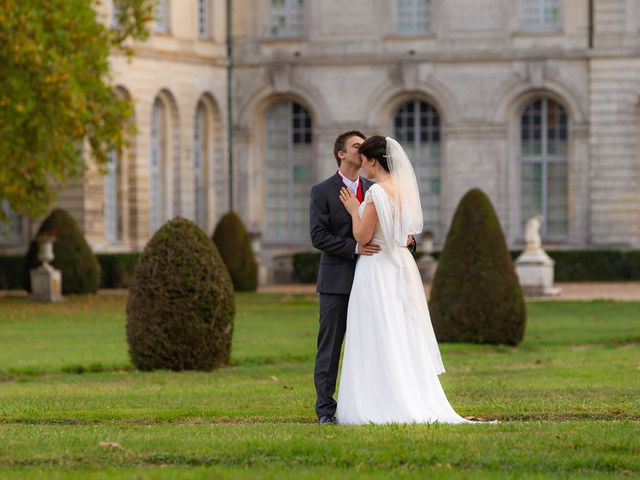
[[515, 214, 560, 296], [524, 214, 543, 251]]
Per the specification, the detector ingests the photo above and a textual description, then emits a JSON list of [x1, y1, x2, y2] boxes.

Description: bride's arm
[[339, 188, 378, 245]]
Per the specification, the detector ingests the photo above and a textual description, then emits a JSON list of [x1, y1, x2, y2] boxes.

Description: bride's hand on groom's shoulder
[[339, 187, 360, 216]]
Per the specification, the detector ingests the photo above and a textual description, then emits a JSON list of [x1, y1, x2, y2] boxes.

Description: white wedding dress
[[336, 184, 471, 425]]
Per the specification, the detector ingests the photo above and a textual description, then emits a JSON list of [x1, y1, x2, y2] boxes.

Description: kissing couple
[[310, 131, 477, 425]]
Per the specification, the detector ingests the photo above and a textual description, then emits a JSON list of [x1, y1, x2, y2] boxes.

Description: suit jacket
[[310, 173, 373, 294]]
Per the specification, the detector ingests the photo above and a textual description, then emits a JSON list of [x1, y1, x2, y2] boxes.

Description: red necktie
[[356, 178, 363, 202]]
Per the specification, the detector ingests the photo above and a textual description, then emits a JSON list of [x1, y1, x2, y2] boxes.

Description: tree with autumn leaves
[[0, 0, 156, 220]]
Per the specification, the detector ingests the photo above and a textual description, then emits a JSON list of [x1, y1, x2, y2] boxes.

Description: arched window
[[104, 149, 120, 242], [520, 97, 568, 237], [395, 0, 432, 35], [520, 0, 561, 32], [150, 97, 166, 234], [393, 99, 441, 235], [264, 101, 313, 242], [193, 101, 207, 227]]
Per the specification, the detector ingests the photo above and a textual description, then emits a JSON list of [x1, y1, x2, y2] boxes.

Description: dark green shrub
[[97, 252, 140, 288], [430, 189, 526, 345], [545, 250, 640, 281], [21, 208, 100, 294], [212, 211, 258, 292], [126, 217, 235, 371], [0, 255, 24, 289], [293, 252, 321, 283]]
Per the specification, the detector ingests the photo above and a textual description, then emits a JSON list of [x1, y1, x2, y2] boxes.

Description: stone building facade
[[2, 0, 640, 281]]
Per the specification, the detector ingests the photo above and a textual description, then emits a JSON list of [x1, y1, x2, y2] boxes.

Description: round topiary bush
[[212, 211, 258, 292], [21, 208, 101, 294], [429, 189, 526, 345], [126, 218, 235, 371]]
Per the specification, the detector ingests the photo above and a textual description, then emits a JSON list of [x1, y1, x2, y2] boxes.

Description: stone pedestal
[[249, 231, 269, 287], [417, 255, 438, 283], [30, 264, 63, 302], [515, 248, 561, 297], [271, 254, 294, 284], [416, 231, 438, 283]]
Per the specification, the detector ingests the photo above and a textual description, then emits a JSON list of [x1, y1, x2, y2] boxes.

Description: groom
[[309, 130, 376, 424]]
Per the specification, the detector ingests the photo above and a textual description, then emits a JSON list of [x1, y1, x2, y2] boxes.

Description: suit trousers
[[314, 293, 350, 418]]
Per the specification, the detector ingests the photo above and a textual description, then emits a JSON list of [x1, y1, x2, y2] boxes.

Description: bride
[[336, 135, 472, 425]]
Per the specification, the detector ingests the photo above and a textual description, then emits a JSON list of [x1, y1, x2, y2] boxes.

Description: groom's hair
[[333, 130, 366, 166]]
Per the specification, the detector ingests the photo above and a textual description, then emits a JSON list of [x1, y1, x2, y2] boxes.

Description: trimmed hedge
[[96, 253, 140, 288], [127, 217, 235, 371], [3, 248, 640, 291], [21, 208, 101, 294], [292, 252, 321, 283], [530, 250, 640, 281], [429, 189, 526, 345], [0, 255, 24, 289], [290, 250, 640, 284], [212, 211, 258, 292]]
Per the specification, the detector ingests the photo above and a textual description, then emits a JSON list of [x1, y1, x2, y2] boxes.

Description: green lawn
[[0, 293, 638, 478]]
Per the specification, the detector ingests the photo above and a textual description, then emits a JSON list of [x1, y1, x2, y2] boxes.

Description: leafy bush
[[429, 189, 526, 345], [292, 252, 321, 283], [0, 255, 24, 289], [21, 208, 100, 294], [212, 211, 258, 292], [126, 217, 235, 371], [96, 253, 140, 288]]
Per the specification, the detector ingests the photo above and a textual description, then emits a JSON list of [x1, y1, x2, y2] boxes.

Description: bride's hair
[[358, 135, 389, 172]]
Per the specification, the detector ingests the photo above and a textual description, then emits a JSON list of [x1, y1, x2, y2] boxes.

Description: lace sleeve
[[364, 187, 375, 204]]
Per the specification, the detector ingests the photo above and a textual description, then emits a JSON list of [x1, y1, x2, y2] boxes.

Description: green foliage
[[212, 211, 258, 292], [21, 208, 100, 294], [0, 254, 23, 289], [546, 250, 640, 281], [430, 189, 526, 345], [292, 252, 321, 283], [0, 0, 154, 220], [127, 218, 235, 371], [96, 252, 140, 288]]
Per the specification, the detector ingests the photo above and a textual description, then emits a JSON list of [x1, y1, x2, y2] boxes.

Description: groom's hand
[[359, 242, 381, 256]]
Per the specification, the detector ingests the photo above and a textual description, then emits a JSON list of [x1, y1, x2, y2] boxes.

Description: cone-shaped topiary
[[126, 218, 235, 371], [212, 211, 258, 292], [21, 208, 100, 294], [430, 189, 526, 345]]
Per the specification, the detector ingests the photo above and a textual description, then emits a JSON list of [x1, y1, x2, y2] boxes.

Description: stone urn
[[29, 234, 63, 302]]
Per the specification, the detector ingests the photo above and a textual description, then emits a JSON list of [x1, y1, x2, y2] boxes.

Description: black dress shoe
[[318, 415, 336, 424]]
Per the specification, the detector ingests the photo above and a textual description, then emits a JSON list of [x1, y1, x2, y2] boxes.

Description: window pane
[[393, 99, 440, 235], [104, 150, 119, 242], [520, 0, 561, 32], [155, 0, 169, 33], [198, 0, 209, 37], [264, 102, 313, 242], [0, 201, 23, 244], [520, 97, 568, 238], [396, 0, 431, 35], [269, 0, 304, 38], [150, 99, 165, 234]]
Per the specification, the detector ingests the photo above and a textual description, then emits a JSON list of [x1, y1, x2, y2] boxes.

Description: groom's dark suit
[[310, 172, 373, 419]]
